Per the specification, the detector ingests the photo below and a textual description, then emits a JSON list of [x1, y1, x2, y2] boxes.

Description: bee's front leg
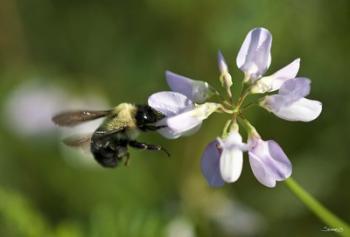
[[128, 140, 170, 157], [138, 125, 167, 131]]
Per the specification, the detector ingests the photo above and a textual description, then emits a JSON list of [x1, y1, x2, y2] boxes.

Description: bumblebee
[[52, 103, 169, 167]]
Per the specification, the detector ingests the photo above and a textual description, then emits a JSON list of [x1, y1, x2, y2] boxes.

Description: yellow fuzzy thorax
[[104, 103, 137, 131]]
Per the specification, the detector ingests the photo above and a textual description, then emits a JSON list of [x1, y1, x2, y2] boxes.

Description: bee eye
[[136, 105, 160, 125]]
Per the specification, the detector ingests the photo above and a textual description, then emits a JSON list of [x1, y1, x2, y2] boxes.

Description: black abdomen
[[90, 134, 128, 168]]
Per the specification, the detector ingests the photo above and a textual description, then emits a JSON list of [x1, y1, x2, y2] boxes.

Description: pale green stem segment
[[221, 119, 232, 138], [285, 177, 350, 237]]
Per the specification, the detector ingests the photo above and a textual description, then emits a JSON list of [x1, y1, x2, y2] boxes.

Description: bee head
[[135, 105, 165, 125]]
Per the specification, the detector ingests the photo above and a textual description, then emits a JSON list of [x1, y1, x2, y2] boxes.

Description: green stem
[[213, 89, 232, 107], [284, 177, 350, 237], [240, 102, 258, 113], [221, 119, 232, 138]]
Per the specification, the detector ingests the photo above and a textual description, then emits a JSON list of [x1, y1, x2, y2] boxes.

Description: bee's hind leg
[[123, 152, 130, 166], [129, 140, 170, 157]]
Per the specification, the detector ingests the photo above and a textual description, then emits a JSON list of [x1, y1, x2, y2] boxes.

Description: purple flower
[[236, 29, 322, 122], [218, 51, 233, 92], [261, 78, 322, 122], [218, 50, 229, 74], [201, 140, 225, 187], [201, 125, 291, 188], [148, 91, 219, 139], [251, 58, 301, 93], [165, 71, 213, 103], [248, 135, 292, 188], [150, 27, 320, 189], [201, 128, 246, 186], [236, 27, 272, 80], [236, 28, 301, 93]]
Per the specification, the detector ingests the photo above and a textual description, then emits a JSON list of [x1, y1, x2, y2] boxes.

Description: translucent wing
[[61, 128, 126, 152], [52, 110, 111, 127], [62, 134, 92, 154], [63, 134, 91, 147]]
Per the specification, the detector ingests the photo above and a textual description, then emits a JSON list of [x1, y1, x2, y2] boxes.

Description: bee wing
[[62, 134, 92, 154], [52, 110, 111, 127]]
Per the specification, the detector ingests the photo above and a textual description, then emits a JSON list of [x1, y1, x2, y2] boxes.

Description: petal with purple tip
[[218, 51, 233, 92], [218, 50, 228, 74], [267, 140, 292, 180], [263, 97, 322, 122], [148, 91, 193, 117], [248, 138, 292, 187], [262, 94, 287, 111], [279, 78, 311, 101], [249, 153, 276, 187], [166, 71, 211, 103], [262, 77, 312, 111], [251, 58, 300, 93], [236, 28, 272, 79]]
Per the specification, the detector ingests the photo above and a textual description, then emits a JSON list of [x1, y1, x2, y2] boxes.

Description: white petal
[[219, 130, 245, 183], [251, 58, 300, 93], [156, 123, 202, 139], [156, 126, 182, 139], [166, 71, 211, 103], [222, 130, 243, 148], [264, 98, 322, 122], [181, 123, 202, 136], [271, 58, 300, 82], [148, 91, 193, 117], [166, 102, 219, 134], [262, 78, 311, 110], [165, 111, 202, 134], [220, 147, 243, 183], [236, 27, 272, 79]]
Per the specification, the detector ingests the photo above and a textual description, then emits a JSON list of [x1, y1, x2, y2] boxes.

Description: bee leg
[[123, 152, 130, 166], [139, 125, 167, 131], [129, 140, 170, 157]]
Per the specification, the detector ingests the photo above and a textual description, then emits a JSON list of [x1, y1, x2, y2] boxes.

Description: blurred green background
[[0, 0, 349, 236]]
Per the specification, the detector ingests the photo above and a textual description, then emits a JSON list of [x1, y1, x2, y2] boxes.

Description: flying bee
[[52, 103, 170, 168]]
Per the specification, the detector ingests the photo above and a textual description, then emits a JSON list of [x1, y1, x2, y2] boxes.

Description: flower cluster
[[148, 27, 322, 188]]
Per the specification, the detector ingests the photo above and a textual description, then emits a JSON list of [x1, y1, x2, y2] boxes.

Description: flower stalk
[[284, 178, 350, 237], [221, 119, 232, 138]]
